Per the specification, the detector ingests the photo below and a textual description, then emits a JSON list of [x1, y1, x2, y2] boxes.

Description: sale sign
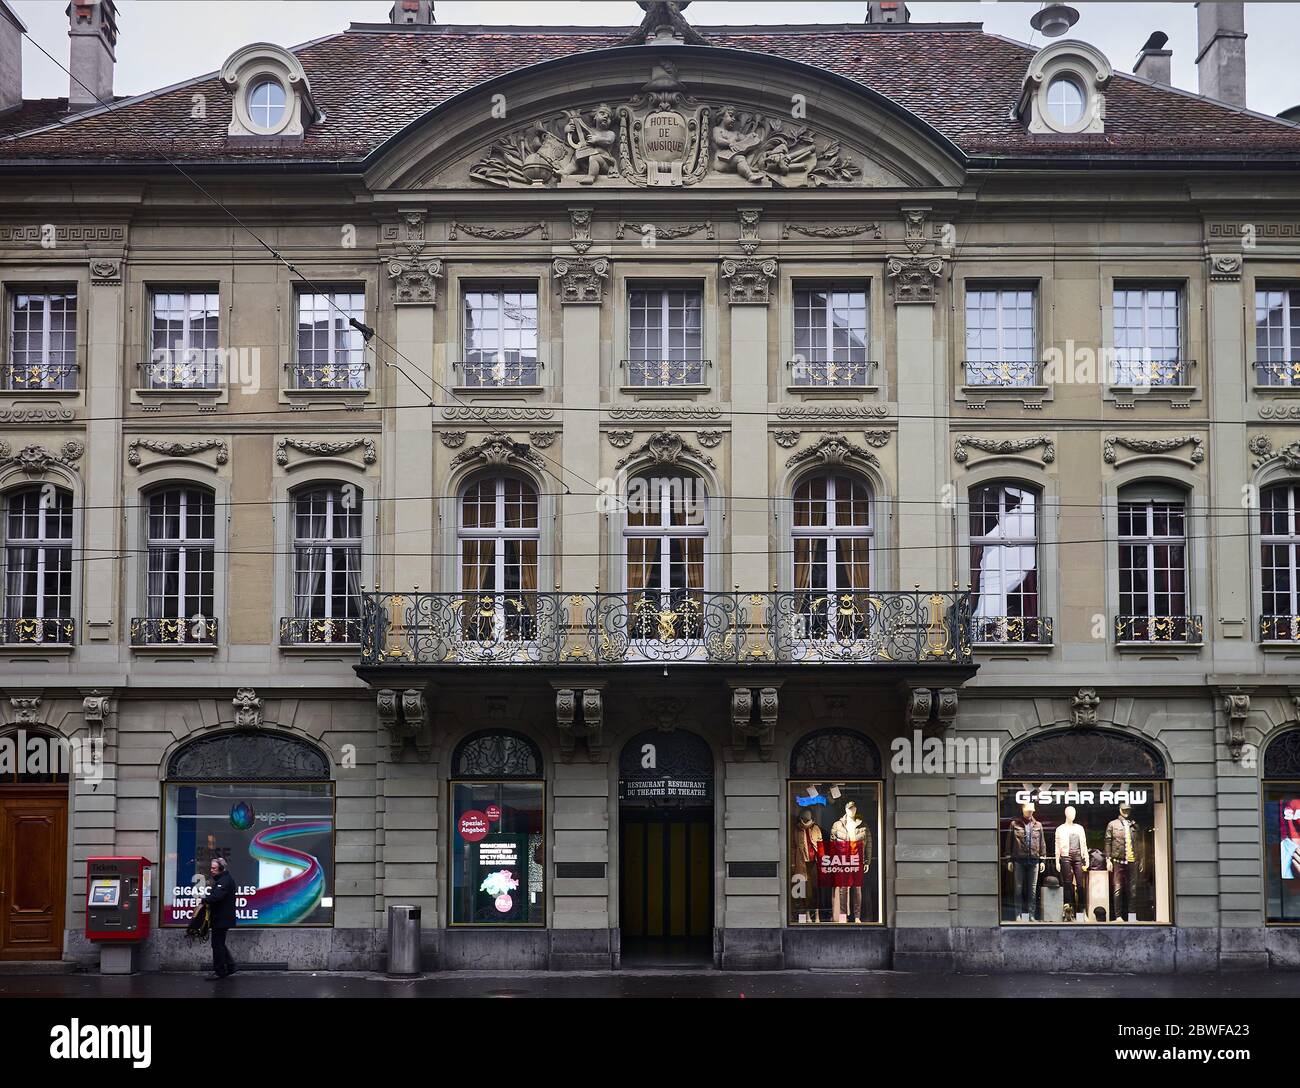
[[458, 810, 490, 843], [815, 841, 864, 887]]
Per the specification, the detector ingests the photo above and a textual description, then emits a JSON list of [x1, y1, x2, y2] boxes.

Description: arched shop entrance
[[0, 728, 69, 960], [618, 729, 713, 965]]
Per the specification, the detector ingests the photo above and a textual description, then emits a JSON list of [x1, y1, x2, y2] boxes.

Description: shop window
[[161, 731, 334, 928], [450, 730, 544, 926], [1263, 729, 1300, 923], [1000, 729, 1170, 925], [787, 728, 883, 926]]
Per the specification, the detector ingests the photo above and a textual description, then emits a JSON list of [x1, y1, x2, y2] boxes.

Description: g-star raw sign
[[1013, 789, 1148, 806], [619, 777, 711, 802]]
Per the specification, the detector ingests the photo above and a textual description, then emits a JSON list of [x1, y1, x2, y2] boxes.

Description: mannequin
[[1054, 805, 1089, 919], [792, 810, 825, 922], [829, 801, 871, 923], [1007, 801, 1045, 921], [1104, 802, 1143, 921]]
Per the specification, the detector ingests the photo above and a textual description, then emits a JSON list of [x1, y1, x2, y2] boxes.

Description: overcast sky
[[9, 1, 1300, 117]]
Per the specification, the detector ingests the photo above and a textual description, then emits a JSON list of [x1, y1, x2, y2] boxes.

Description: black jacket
[[204, 871, 238, 929]]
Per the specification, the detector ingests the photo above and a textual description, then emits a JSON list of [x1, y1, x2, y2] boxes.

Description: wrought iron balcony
[[1261, 615, 1300, 642], [962, 359, 1041, 387], [139, 351, 222, 390], [130, 616, 219, 646], [280, 616, 362, 646], [0, 616, 75, 645], [2, 361, 78, 391], [360, 589, 972, 666], [1108, 358, 1195, 388], [454, 358, 541, 388], [970, 615, 1053, 646], [287, 359, 369, 390], [1114, 614, 1203, 645], [788, 358, 877, 388], [1254, 360, 1300, 386], [622, 358, 709, 387]]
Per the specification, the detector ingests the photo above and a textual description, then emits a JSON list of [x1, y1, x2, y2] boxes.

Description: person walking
[[202, 857, 238, 980]]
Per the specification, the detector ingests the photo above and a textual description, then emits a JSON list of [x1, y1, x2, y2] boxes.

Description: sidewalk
[[3, 968, 1300, 999]]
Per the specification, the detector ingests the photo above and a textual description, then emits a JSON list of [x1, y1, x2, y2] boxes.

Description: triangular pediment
[[366, 46, 965, 192]]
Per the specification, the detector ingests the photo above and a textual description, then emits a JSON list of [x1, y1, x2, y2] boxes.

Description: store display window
[[450, 730, 545, 926], [1263, 729, 1300, 923], [999, 729, 1170, 925], [787, 729, 883, 925], [161, 732, 334, 927]]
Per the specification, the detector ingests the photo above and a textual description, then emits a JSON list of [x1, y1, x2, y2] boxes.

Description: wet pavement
[[3, 968, 1300, 998]]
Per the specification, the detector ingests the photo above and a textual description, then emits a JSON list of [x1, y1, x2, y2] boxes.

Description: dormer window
[[220, 43, 321, 139], [1014, 40, 1112, 135]]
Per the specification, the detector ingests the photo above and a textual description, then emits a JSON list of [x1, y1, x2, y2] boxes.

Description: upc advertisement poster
[[473, 833, 530, 923], [1282, 798, 1300, 880], [163, 783, 334, 926]]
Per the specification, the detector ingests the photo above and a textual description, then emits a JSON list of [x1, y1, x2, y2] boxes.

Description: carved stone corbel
[[10, 694, 41, 725], [934, 688, 958, 731], [555, 688, 577, 756], [581, 688, 604, 759], [553, 256, 609, 303], [81, 688, 112, 746], [388, 253, 443, 306], [886, 254, 944, 305], [1224, 689, 1249, 764], [1070, 687, 1100, 728], [720, 256, 777, 305], [232, 687, 263, 730], [377, 687, 432, 761], [401, 689, 432, 761], [905, 688, 933, 729]]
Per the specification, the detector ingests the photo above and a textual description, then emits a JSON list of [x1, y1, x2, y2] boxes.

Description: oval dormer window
[[248, 78, 287, 130], [1045, 75, 1086, 127]]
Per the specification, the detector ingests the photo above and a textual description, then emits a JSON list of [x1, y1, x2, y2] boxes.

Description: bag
[[185, 903, 211, 943]]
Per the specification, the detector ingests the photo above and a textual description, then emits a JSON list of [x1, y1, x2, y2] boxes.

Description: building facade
[[1, 0, 1300, 972]]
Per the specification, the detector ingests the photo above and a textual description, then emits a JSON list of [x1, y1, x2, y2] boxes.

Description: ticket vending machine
[[85, 856, 152, 974]]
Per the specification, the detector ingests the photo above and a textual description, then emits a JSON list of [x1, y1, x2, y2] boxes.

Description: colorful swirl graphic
[[242, 820, 330, 925]]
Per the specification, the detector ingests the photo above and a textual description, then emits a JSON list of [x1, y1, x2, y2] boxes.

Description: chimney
[[1133, 31, 1172, 85], [865, 2, 909, 24], [0, 1, 24, 114], [1196, 1, 1247, 106], [389, 0, 434, 24], [66, 0, 117, 112]]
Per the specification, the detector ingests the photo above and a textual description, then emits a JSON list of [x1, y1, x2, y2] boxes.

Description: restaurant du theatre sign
[[618, 729, 714, 806]]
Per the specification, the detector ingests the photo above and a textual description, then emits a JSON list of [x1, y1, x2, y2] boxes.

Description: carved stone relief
[[953, 434, 1055, 464], [128, 438, 230, 468], [275, 437, 377, 466]]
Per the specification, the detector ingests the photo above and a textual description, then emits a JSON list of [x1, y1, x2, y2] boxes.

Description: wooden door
[[0, 790, 68, 959]]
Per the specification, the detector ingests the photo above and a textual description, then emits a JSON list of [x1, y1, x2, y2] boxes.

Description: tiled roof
[[1, 22, 1298, 165]]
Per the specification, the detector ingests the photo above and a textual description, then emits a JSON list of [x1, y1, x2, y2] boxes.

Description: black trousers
[[211, 926, 236, 976], [1060, 857, 1086, 912], [1110, 862, 1134, 920]]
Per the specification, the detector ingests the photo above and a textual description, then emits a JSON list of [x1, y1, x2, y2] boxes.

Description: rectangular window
[[450, 781, 545, 925], [460, 287, 539, 387], [1112, 285, 1186, 386], [141, 488, 215, 644], [999, 781, 1171, 924], [146, 289, 220, 389], [963, 286, 1037, 386], [294, 289, 367, 389], [969, 484, 1045, 644], [285, 486, 362, 645], [792, 286, 871, 387], [161, 782, 334, 927], [6, 290, 77, 391], [788, 782, 882, 925], [2, 487, 73, 644], [1261, 484, 1300, 641], [1255, 285, 1300, 386], [1117, 498, 1197, 642], [626, 287, 704, 386]]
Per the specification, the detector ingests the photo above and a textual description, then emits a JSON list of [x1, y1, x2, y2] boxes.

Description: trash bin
[[387, 904, 421, 977]]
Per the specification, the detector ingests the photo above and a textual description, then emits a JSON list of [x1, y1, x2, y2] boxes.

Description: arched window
[[284, 483, 362, 645], [0, 727, 72, 785], [787, 728, 882, 927], [450, 730, 545, 926], [1260, 483, 1300, 642], [791, 472, 872, 638], [2, 485, 73, 645], [135, 485, 215, 645], [162, 731, 334, 929], [458, 475, 539, 641], [624, 470, 707, 638], [1265, 727, 1300, 923], [969, 481, 1042, 644], [1000, 728, 1170, 925], [1116, 481, 1195, 644]]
